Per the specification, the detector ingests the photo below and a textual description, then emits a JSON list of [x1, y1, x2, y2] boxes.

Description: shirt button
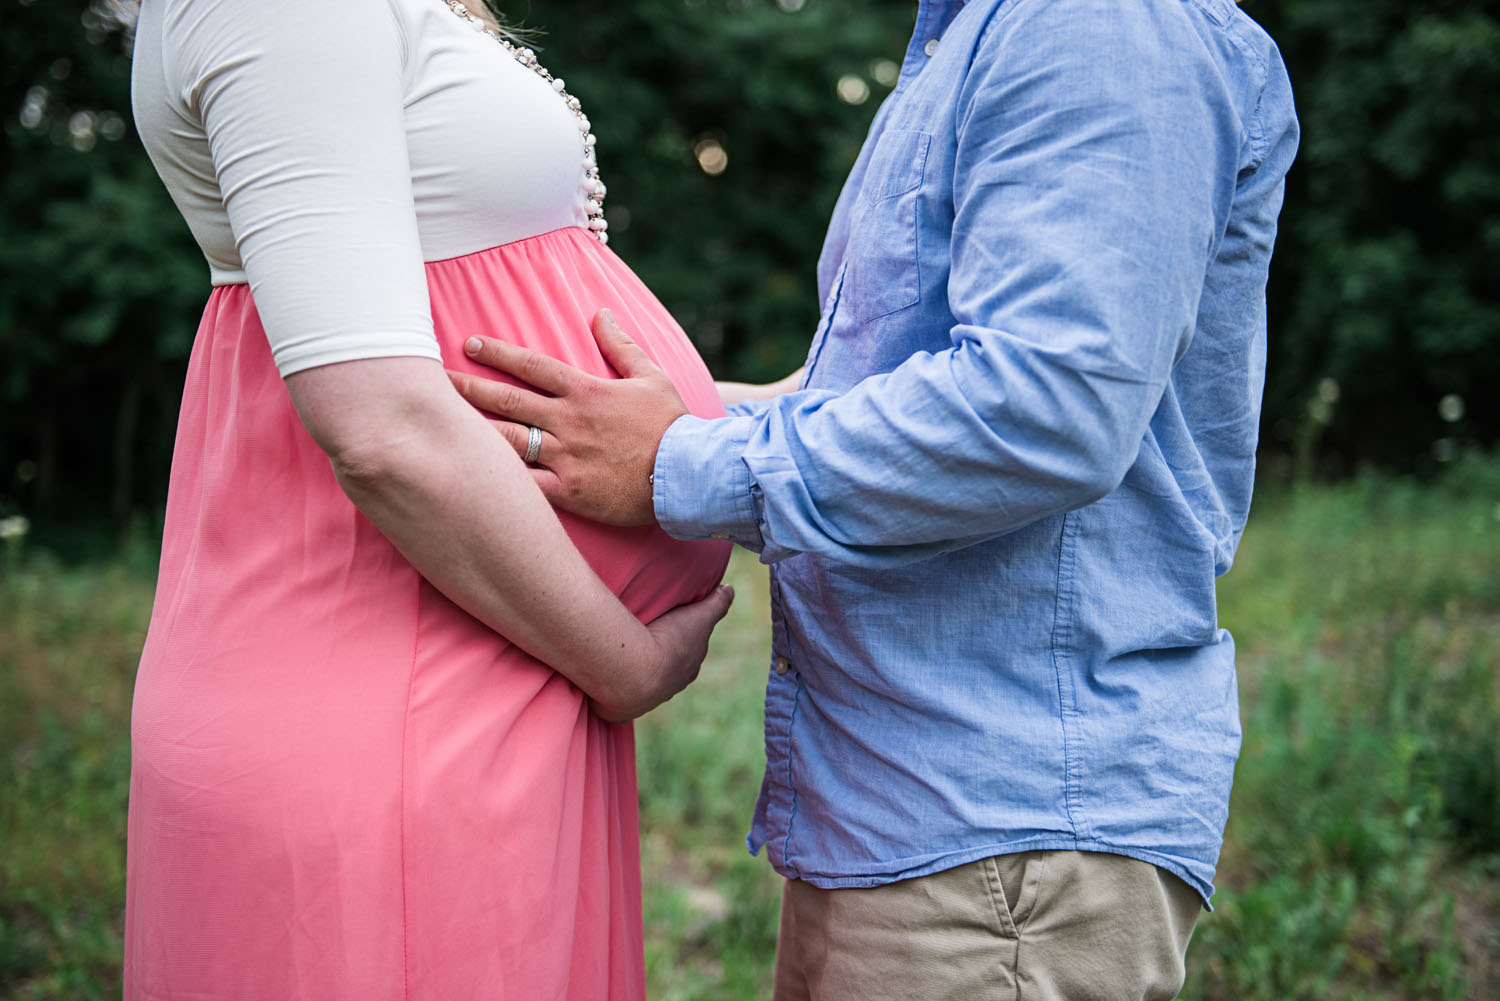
[[923, 37, 940, 57], [709, 532, 730, 540], [773, 657, 790, 676]]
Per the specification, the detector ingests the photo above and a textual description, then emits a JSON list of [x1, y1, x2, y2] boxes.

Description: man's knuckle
[[519, 352, 547, 383], [578, 383, 609, 410]]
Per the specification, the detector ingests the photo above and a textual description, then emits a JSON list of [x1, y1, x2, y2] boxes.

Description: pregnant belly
[[143, 226, 727, 715], [427, 227, 731, 619]]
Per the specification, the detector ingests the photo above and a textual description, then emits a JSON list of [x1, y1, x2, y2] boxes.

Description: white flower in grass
[[0, 516, 29, 541]]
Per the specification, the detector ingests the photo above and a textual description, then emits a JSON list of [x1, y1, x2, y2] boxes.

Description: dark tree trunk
[[111, 372, 145, 521]]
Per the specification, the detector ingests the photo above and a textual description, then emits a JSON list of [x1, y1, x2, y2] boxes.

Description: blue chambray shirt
[[651, 0, 1298, 904]]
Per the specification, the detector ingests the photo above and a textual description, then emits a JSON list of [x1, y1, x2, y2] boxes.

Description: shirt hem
[[759, 836, 1215, 910]]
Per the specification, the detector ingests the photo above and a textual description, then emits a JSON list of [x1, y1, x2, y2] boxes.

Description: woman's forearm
[[285, 356, 683, 718], [715, 366, 805, 407]]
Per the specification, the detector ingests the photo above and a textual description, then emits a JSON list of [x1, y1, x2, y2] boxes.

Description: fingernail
[[464, 337, 482, 355], [601, 308, 615, 326], [718, 585, 734, 599]]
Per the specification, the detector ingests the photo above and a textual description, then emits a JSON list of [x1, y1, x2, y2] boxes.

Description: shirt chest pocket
[[845, 129, 931, 324]]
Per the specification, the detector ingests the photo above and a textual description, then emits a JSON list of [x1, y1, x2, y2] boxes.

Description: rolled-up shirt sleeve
[[173, 0, 440, 376], [656, 0, 1253, 567], [653, 413, 759, 546]]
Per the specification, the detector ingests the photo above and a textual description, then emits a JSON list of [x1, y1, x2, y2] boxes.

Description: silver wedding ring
[[523, 425, 542, 464]]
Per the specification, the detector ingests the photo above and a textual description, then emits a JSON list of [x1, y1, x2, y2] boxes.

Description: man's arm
[[651, 1, 1250, 565], [455, 1, 1281, 566]]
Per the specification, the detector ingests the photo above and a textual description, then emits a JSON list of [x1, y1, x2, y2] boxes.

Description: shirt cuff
[[652, 413, 764, 550]]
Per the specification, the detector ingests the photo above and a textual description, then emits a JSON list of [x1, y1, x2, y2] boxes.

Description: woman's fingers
[[462, 336, 583, 396], [590, 584, 734, 722], [683, 583, 736, 631], [592, 309, 663, 380], [648, 584, 735, 660], [617, 583, 735, 720]]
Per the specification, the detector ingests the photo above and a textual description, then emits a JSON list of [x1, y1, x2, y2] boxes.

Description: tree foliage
[[1, 0, 1496, 534], [514, 0, 918, 378], [1243, 0, 1500, 472], [2, 0, 202, 531]]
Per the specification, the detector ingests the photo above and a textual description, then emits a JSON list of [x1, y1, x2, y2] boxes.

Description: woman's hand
[[716, 367, 805, 407], [591, 584, 736, 722]]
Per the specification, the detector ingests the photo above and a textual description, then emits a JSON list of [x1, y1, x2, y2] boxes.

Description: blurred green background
[[4, 0, 1499, 536], [2, 0, 1497, 998]]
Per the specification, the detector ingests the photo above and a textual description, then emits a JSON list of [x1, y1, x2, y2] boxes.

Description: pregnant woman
[[126, 0, 732, 997]]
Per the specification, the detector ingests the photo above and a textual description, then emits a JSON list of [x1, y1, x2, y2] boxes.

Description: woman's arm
[[167, 0, 728, 720], [287, 356, 732, 722], [716, 367, 805, 407]]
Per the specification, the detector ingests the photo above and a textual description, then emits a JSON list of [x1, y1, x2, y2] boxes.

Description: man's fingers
[[529, 465, 564, 502], [487, 419, 533, 461], [489, 419, 568, 468], [592, 308, 664, 380], [462, 336, 585, 396], [449, 369, 559, 427]]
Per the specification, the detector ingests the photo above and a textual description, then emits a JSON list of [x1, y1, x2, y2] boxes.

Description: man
[[451, 0, 1298, 996]]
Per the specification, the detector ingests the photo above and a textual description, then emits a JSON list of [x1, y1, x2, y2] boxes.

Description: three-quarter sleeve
[[166, 0, 441, 376]]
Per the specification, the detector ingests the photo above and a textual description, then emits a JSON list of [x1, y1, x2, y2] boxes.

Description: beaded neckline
[[439, 0, 608, 244]]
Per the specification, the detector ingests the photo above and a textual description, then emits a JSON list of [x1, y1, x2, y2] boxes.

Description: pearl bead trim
[[440, 0, 608, 244]]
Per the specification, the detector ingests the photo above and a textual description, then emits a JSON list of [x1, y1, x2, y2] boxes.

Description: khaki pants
[[773, 850, 1201, 1001]]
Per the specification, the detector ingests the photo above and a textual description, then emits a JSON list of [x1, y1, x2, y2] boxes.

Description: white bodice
[[132, 0, 592, 376]]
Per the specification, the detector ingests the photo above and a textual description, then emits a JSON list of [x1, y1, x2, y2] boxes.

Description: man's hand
[[447, 308, 688, 526]]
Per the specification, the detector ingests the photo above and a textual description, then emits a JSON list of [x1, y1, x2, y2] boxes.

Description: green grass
[[3, 456, 1498, 999], [1, 552, 144, 1000], [1179, 456, 1500, 1001]]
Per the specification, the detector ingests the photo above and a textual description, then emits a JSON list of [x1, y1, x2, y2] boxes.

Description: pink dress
[[125, 227, 730, 998], [126, 0, 734, 992]]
